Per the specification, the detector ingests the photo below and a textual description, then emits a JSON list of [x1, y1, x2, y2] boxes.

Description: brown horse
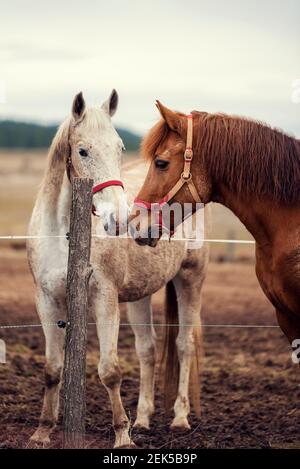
[[131, 101, 300, 347]]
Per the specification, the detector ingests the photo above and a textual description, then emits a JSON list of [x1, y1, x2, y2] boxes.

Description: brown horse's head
[[130, 101, 300, 247], [130, 101, 211, 246]]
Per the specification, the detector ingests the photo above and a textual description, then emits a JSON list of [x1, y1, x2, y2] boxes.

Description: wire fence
[[0, 232, 272, 332], [0, 234, 255, 243], [0, 321, 280, 331]]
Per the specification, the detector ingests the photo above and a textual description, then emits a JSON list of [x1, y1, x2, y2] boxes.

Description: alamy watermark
[[291, 339, 300, 364], [0, 80, 6, 104], [95, 202, 205, 250], [0, 339, 6, 364], [291, 79, 300, 104]]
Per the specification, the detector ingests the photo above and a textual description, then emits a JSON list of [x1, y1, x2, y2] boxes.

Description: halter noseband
[[66, 154, 124, 216], [133, 114, 201, 233]]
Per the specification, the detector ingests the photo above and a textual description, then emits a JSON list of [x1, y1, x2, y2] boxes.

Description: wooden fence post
[[63, 177, 93, 449]]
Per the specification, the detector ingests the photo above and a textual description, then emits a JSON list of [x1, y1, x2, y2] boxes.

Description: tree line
[[0, 120, 141, 151]]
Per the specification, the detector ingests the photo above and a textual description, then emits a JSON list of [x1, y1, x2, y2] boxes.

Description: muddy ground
[[0, 246, 299, 449]]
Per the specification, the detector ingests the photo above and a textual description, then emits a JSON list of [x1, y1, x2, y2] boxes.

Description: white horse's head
[[68, 90, 128, 235]]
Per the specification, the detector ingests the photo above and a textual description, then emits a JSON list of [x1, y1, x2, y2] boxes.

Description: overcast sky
[[0, 0, 299, 135]]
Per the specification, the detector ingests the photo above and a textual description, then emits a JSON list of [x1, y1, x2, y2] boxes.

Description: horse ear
[[102, 89, 119, 117], [72, 92, 86, 120], [155, 100, 181, 132]]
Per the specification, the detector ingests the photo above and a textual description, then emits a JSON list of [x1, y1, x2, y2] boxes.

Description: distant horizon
[[0, 120, 141, 150], [0, 116, 142, 136], [1, 104, 300, 140]]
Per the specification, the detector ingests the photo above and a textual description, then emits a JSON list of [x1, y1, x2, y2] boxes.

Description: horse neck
[[212, 186, 268, 242], [35, 135, 72, 232], [213, 184, 300, 249]]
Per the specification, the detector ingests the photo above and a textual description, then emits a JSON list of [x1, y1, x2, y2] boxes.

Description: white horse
[[27, 91, 210, 448]]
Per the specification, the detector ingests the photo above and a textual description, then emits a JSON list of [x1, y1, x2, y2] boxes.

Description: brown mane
[[141, 119, 169, 160], [142, 112, 300, 205]]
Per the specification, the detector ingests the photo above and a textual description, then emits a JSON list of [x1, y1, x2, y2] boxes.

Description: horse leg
[[93, 288, 132, 448], [127, 296, 156, 429], [30, 289, 65, 444], [276, 308, 300, 344], [171, 275, 203, 430]]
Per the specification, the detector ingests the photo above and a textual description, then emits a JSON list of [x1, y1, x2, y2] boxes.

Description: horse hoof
[[28, 437, 50, 448], [29, 427, 51, 446], [115, 441, 137, 449], [133, 418, 150, 430], [170, 418, 191, 432]]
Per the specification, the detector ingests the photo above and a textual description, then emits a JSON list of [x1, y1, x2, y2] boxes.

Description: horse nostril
[[103, 222, 109, 231]]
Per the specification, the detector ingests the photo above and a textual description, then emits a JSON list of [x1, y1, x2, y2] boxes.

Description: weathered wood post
[[63, 177, 93, 449]]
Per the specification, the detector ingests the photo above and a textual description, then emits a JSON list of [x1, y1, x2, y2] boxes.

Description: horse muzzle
[[133, 226, 160, 248]]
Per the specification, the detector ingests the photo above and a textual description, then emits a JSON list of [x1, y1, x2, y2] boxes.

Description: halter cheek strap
[[173, 113, 201, 204]]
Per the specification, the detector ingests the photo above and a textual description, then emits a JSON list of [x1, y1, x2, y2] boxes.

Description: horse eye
[[155, 159, 169, 170], [79, 148, 88, 157]]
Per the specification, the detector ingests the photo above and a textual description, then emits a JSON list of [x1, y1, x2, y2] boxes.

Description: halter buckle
[[184, 148, 193, 161], [181, 172, 192, 182]]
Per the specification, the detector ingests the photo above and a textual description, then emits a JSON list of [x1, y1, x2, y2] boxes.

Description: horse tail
[[161, 280, 179, 412]]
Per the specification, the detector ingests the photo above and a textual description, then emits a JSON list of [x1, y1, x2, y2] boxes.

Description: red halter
[[66, 154, 124, 215], [133, 113, 201, 234], [92, 180, 124, 215], [93, 180, 124, 195]]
